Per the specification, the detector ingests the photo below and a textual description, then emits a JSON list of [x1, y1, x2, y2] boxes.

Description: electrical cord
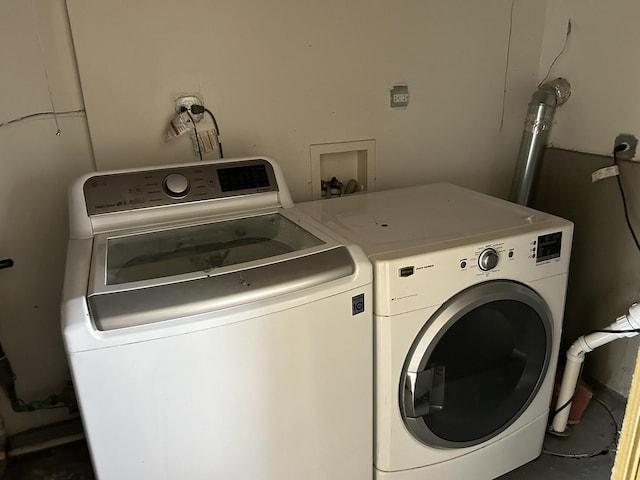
[[179, 105, 224, 158], [190, 105, 224, 158], [538, 19, 572, 87], [0, 345, 67, 412], [498, 0, 514, 133], [547, 361, 585, 426], [192, 123, 203, 161], [613, 144, 640, 252], [543, 395, 619, 458], [590, 328, 640, 334], [549, 392, 577, 423], [0, 109, 86, 129], [187, 110, 204, 162]]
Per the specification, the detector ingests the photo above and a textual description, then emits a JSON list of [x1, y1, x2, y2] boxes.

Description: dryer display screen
[[536, 232, 562, 263]]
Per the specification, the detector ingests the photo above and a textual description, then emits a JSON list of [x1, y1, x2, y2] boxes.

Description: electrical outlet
[[615, 133, 638, 160], [175, 94, 204, 122], [390, 85, 409, 108]]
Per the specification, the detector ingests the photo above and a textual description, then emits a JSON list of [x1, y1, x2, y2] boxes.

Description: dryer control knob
[[163, 173, 190, 198], [478, 248, 499, 271]]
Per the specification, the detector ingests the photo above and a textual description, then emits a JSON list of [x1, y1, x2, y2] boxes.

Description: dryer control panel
[[535, 232, 563, 263], [380, 222, 573, 317]]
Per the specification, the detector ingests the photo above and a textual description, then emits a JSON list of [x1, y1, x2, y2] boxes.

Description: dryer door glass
[[400, 280, 552, 448]]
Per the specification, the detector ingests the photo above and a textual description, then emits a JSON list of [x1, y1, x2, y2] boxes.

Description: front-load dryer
[[297, 183, 573, 479]]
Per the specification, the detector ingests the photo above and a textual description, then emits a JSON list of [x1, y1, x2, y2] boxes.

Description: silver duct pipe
[[509, 78, 571, 206]]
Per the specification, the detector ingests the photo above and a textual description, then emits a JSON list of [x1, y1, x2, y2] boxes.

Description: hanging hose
[[509, 78, 571, 206], [0, 342, 65, 412]]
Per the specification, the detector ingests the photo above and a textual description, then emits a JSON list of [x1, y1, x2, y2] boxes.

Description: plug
[[614, 143, 629, 154], [190, 104, 205, 115], [174, 95, 204, 122], [614, 134, 638, 160]]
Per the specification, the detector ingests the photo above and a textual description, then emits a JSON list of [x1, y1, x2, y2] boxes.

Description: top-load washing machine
[[61, 156, 373, 479], [297, 183, 573, 479]]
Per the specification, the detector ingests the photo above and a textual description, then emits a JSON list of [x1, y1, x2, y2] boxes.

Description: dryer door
[[400, 280, 552, 448]]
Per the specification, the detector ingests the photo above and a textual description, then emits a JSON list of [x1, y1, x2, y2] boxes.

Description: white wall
[[66, 0, 546, 201], [0, 0, 557, 437], [5, 0, 636, 437], [0, 0, 94, 435], [9, 0, 637, 437], [542, 0, 640, 155], [539, 0, 640, 394]]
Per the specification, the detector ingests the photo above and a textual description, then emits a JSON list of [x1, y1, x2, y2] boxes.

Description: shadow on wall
[[531, 147, 640, 395]]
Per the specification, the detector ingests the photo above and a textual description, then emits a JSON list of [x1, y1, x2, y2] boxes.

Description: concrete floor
[[3, 441, 94, 480], [1, 384, 625, 480], [500, 383, 626, 480]]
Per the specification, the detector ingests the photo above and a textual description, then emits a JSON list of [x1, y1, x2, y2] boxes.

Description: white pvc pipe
[[550, 304, 640, 434]]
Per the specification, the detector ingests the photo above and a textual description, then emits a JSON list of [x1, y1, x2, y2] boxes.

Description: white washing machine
[[61, 157, 373, 480], [297, 183, 573, 479]]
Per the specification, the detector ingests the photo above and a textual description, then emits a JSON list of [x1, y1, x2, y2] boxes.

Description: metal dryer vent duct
[[509, 78, 571, 206]]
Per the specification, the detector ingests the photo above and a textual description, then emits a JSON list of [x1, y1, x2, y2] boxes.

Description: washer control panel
[[83, 158, 278, 215]]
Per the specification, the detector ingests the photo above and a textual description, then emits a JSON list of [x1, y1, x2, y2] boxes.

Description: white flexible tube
[[550, 303, 640, 434]]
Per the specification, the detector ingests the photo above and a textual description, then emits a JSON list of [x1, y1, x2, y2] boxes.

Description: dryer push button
[[478, 248, 499, 271], [399, 266, 415, 277]]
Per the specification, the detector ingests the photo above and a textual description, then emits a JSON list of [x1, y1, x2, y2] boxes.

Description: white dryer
[[297, 183, 573, 479], [62, 157, 372, 480]]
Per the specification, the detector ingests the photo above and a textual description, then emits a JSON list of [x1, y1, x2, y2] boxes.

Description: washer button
[[163, 173, 190, 198]]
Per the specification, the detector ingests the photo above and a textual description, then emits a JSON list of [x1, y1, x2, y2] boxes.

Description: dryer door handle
[[403, 365, 445, 418]]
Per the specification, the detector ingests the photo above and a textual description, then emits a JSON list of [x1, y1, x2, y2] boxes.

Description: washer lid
[[101, 213, 324, 287], [88, 246, 355, 331]]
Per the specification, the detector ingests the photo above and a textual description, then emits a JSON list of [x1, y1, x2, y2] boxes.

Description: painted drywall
[[536, 0, 640, 395], [540, 0, 640, 156], [0, 0, 94, 435], [0, 0, 551, 438], [533, 148, 640, 396], [66, 0, 547, 201], [1, 0, 635, 442]]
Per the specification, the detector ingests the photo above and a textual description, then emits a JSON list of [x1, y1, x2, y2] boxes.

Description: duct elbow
[[533, 78, 571, 108]]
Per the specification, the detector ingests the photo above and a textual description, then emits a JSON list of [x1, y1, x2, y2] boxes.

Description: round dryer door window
[[399, 280, 552, 448]]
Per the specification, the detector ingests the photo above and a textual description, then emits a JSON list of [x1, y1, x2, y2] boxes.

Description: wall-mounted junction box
[[390, 85, 409, 108]]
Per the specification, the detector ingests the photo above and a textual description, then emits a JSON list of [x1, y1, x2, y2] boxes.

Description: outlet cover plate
[[615, 133, 638, 160], [390, 85, 409, 108], [175, 94, 204, 122]]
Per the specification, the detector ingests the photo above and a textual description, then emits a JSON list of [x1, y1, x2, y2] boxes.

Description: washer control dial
[[478, 248, 499, 271], [163, 173, 190, 198]]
